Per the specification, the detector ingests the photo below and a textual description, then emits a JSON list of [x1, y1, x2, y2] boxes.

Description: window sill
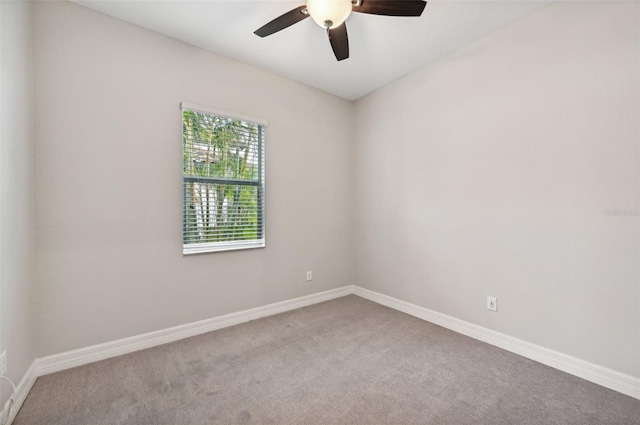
[[183, 240, 265, 255]]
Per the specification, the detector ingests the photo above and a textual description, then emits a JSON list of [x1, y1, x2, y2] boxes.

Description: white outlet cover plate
[[487, 296, 497, 312]]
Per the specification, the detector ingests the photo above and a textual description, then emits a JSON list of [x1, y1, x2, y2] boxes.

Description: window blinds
[[182, 103, 266, 254]]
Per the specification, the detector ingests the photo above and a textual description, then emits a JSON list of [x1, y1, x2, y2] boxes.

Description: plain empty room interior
[[1, 0, 639, 424]]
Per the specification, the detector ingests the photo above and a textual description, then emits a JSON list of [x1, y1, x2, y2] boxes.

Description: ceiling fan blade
[[353, 0, 427, 17], [254, 5, 309, 37], [328, 23, 349, 61]]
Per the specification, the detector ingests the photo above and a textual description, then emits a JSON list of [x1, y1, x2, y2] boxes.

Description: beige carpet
[[14, 295, 640, 424]]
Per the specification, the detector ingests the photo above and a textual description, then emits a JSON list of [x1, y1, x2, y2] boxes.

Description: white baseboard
[[35, 285, 352, 377], [352, 286, 640, 400], [8, 283, 636, 424], [5, 361, 37, 425]]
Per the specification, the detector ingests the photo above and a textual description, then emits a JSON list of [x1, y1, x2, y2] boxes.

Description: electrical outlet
[[0, 351, 7, 376], [306, 271, 313, 281], [487, 296, 497, 312]]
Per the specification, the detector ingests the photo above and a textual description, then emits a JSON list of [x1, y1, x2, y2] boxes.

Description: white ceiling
[[74, 0, 552, 100]]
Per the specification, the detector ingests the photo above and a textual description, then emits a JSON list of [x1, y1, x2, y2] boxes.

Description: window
[[182, 103, 266, 254]]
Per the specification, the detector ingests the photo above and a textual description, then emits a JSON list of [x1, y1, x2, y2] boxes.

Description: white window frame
[[181, 102, 267, 255]]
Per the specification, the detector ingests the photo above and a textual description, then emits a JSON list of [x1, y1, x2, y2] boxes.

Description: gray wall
[[354, 1, 639, 377], [0, 0, 35, 402], [33, 1, 354, 357]]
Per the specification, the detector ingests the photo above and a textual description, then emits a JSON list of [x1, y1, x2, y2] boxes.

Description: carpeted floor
[[14, 295, 640, 424]]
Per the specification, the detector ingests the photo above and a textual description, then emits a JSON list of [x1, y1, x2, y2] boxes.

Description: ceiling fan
[[254, 0, 427, 61]]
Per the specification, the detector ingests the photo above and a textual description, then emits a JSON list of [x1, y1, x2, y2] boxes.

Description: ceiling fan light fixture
[[306, 0, 352, 29], [253, 0, 427, 62]]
